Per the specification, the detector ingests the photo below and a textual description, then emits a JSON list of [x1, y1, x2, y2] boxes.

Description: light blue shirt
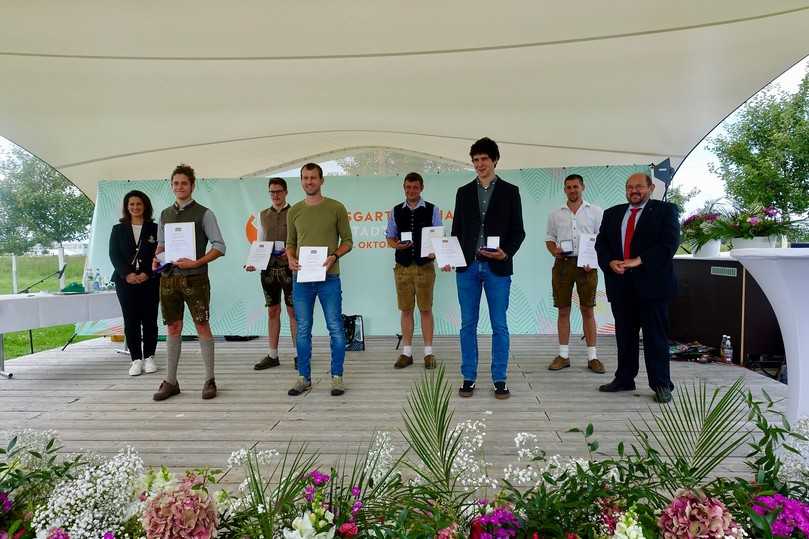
[[384, 198, 442, 239]]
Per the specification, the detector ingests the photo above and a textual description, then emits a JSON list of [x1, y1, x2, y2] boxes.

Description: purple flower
[[102, 533, 115, 539], [47, 529, 70, 539], [304, 484, 316, 502], [351, 500, 363, 516], [308, 469, 330, 486], [747, 216, 762, 226], [0, 491, 11, 513], [752, 494, 809, 537], [351, 485, 361, 498], [763, 206, 778, 217]]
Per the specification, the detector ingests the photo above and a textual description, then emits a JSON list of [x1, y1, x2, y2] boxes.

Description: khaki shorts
[[160, 274, 211, 324], [552, 257, 598, 308], [261, 267, 294, 307], [394, 262, 436, 311]]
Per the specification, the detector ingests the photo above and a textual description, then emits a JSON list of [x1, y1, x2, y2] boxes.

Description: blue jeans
[[293, 274, 346, 380], [456, 260, 512, 383]]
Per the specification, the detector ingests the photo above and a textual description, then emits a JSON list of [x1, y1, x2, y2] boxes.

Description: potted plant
[[715, 206, 795, 249], [681, 209, 723, 257]]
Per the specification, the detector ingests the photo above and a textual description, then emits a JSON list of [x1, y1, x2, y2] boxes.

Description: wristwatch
[[330, 252, 340, 259]]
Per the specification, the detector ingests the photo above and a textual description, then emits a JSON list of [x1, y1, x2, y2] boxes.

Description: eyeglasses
[[269, 190, 285, 194]]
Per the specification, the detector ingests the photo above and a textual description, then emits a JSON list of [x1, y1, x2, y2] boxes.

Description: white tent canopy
[[2, 2, 808, 198]]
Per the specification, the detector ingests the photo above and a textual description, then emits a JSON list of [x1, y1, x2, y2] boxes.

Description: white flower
[[450, 418, 497, 490], [612, 510, 646, 539], [365, 431, 396, 483], [282, 510, 336, 539]]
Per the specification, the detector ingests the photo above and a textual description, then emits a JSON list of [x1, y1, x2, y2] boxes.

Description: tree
[[0, 146, 93, 253], [337, 149, 468, 176], [666, 184, 700, 217], [709, 69, 809, 217]]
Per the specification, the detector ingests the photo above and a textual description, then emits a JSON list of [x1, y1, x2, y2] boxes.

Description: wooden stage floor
[[0, 335, 786, 487]]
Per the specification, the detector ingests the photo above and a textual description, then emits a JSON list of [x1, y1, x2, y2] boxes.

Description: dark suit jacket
[[109, 222, 159, 282], [450, 177, 526, 276], [595, 199, 680, 302]]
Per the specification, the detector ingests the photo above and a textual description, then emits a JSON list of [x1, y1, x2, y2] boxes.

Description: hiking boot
[[423, 354, 436, 370], [331, 375, 345, 396], [153, 380, 180, 401], [288, 376, 312, 396], [494, 381, 511, 400], [394, 354, 413, 369], [254, 355, 280, 370], [548, 356, 570, 370], [458, 380, 475, 398], [587, 358, 606, 374], [202, 378, 217, 400]]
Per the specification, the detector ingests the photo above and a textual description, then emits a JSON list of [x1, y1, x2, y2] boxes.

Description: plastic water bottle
[[93, 268, 102, 291], [84, 268, 94, 291], [720, 335, 733, 364]]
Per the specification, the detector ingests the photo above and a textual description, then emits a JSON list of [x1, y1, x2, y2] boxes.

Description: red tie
[[624, 208, 640, 260]]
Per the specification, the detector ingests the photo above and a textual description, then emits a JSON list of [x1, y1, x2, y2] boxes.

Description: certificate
[[245, 241, 273, 269], [431, 236, 467, 268], [576, 234, 599, 269], [297, 246, 328, 283], [420, 226, 445, 257], [164, 222, 195, 262]]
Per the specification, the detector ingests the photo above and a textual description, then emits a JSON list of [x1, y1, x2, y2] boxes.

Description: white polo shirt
[[545, 201, 603, 256]]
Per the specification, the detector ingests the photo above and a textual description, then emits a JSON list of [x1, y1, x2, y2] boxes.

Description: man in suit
[[443, 137, 526, 400], [594, 172, 679, 403]]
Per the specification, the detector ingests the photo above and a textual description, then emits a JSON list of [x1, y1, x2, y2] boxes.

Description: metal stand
[[0, 333, 13, 379]]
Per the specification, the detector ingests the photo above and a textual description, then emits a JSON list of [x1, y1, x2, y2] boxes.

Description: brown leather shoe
[[153, 380, 180, 401], [202, 378, 217, 400], [588, 358, 606, 374], [394, 354, 414, 369], [254, 355, 280, 370], [548, 356, 570, 370], [423, 354, 436, 370]]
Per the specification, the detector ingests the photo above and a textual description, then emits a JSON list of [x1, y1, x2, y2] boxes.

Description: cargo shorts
[[551, 257, 598, 308]]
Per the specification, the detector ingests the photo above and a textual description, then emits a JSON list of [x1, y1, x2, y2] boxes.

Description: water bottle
[[721, 335, 733, 364], [84, 268, 94, 291], [93, 268, 102, 291]]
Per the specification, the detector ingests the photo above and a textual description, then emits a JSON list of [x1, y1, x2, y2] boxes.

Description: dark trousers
[[610, 288, 673, 391], [115, 277, 159, 361]]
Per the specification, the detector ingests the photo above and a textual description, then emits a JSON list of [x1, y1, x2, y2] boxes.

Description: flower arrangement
[[658, 490, 745, 539], [32, 448, 143, 539], [751, 493, 809, 538], [681, 209, 723, 249], [141, 473, 218, 539], [716, 206, 795, 240]]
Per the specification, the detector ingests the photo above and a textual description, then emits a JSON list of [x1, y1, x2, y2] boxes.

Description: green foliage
[[709, 69, 809, 217], [666, 184, 701, 217], [0, 147, 93, 253], [337, 149, 468, 176]]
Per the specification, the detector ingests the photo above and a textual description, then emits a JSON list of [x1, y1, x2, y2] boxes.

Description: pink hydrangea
[[142, 475, 218, 539], [658, 491, 743, 539]]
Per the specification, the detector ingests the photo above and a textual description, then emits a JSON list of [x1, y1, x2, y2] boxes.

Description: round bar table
[[730, 248, 809, 422]]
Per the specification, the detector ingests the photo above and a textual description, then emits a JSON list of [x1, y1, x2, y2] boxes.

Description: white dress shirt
[[545, 201, 603, 256], [621, 200, 648, 250]]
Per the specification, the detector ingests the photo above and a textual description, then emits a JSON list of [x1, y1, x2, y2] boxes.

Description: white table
[[0, 291, 121, 378], [730, 248, 809, 422]]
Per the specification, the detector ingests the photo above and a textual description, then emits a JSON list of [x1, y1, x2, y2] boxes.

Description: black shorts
[[261, 267, 293, 307]]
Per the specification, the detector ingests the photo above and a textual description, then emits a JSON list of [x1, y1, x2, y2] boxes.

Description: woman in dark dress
[[109, 190, 160, 376]]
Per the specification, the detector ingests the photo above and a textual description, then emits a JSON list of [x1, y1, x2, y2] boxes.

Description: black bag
[[342, 314, 365, 351]]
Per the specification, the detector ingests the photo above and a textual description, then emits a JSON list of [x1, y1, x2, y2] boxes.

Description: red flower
[[470, 521, 483, 539], [566, 534, 580, 539], [338, 522, 359, 538], [532, 533, 540, 539]]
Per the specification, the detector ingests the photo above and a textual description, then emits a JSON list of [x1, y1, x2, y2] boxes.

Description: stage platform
[[0, 335, 786, 488]]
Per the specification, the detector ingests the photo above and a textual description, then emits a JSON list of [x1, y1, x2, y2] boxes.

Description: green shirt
[[287, 197, 353, 275]]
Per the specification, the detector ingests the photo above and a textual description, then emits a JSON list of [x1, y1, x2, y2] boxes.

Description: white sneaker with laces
[[129, 359, 144, 376], [143, 356, 158, 374]]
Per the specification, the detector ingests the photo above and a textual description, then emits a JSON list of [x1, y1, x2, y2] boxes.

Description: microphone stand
[[19, 265, 67, 355]]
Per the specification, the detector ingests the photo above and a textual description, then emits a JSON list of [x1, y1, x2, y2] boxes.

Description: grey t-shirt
[[475, 177, 497, 251]]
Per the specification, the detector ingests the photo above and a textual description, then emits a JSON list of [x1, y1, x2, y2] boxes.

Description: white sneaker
[[143, 356, 158, 374], [128, 359, 144, 376]]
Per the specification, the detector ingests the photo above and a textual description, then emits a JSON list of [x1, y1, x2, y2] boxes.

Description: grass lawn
[[1, 255, 97, 360]]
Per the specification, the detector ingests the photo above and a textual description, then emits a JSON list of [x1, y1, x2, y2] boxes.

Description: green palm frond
[[630, 377, 751, 493]]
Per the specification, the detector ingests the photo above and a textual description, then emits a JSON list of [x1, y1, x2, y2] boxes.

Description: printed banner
[[79, 166, 644, 336]]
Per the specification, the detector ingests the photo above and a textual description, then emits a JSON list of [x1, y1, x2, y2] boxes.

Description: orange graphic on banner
[[245, 214, 258, 244]]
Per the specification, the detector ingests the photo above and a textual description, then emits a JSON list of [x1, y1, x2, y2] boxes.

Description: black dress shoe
[[598, 379, 636, 392], [654, 387, 673, 403]]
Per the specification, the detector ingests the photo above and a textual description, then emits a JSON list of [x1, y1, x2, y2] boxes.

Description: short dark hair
[[300, 163, 323, 179], [120, 190, 154, 224], [171, 163, 196, 185], [268, 177, 287, 191], [403, 172, 424, 188], [564, 174, 584, 186], [469, 137, 500, 162]]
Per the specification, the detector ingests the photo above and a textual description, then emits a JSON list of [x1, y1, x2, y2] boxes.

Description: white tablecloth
[[0, 291, 121, 333]]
